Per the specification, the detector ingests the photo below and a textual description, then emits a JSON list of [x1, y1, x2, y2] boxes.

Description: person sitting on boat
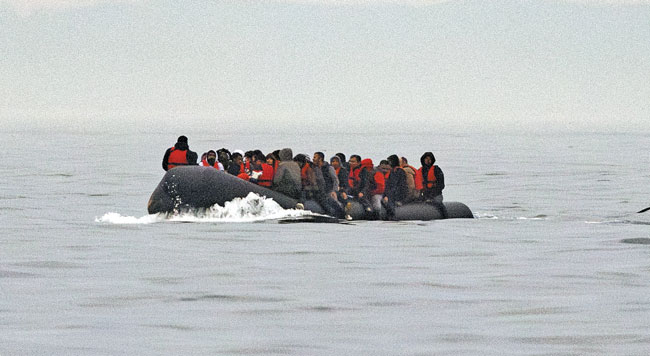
[[382, 155, 408, 220], [330, 156, 349, 193], [249, 151, 274, 188], [216, 148, 231, 171], [359, 158, 386, 219], [336, 152, 350, 172], [265, 153, 278, 174], [200, 150, 224, 170], [294, 154, 319, 200], [400, 156, 419, 202], [227, 151, 247, 180], [162, 135, 198, 171], [378, 159, 391, 180], [312, 152, 345, 218], [243, 151, 253, 175], [272, 148, 302, 200], [415, 151, 448, 218]]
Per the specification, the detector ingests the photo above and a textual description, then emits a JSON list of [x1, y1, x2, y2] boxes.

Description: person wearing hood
[[162, 135, 198, 171], [382, 155, 408, 219], [330, 156, 349, 192], [272, 148, 302, 200], [200, 150, 224, 170], [216, 148, 231, 170], [415, 151, 448, 218]]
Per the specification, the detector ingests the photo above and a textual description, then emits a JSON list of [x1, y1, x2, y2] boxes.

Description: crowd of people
[[162, 135, 447, 220]]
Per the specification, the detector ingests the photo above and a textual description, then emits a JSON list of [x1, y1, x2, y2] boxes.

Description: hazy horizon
[[1, 0, 649, 134]]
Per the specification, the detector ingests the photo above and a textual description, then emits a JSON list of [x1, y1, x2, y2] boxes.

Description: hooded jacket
[[272, 148, 302, 199], [162, 141, 198, 171], [415, 152, 445, 197]]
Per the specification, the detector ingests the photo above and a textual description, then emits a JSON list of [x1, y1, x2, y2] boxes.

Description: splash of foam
[[95, 212, 162, 224], [96, 193, 310, 224]]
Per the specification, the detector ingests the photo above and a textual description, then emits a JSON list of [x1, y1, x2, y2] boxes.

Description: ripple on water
[[178, 294, 289, 303], [620, 238, 650, 245]]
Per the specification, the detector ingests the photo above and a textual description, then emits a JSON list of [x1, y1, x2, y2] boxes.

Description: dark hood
[[174, 141, 189, 150], [420, 152, 435, 167]]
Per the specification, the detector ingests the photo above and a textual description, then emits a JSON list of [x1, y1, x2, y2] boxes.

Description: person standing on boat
[[382, 155, 408, 219], [162, 135, 198, 171], [272, 148, 302, 200], [415, 152, 448, 219]]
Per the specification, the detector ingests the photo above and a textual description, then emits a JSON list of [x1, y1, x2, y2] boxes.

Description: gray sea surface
[[1, 129, 649, 355]]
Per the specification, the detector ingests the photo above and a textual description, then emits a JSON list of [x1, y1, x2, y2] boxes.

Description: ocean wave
[[95, 193, 310, 225]]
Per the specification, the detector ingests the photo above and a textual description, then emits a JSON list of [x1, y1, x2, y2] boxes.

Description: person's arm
[[162, 148, 171, 171], [435, 166, 445, 192]]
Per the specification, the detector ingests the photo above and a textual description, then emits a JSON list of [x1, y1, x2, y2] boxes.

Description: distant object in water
[[637, 207, 650, 213], [620, 238, 650, 245], [148, 166, 474, 221]]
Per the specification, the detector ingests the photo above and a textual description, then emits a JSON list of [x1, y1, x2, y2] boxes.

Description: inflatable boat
[[148, 166, 474, 220]]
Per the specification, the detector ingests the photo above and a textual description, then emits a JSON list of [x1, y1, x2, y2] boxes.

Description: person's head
[[278, 148, 293, 161], [253, 150, 265, 163], [293, 154, 307, 168], [313, 152, 325, 166], [231, 152, 243, 165], [177, 135, 188, 144], [330, 156, 341, 169], [379, 159, 391, 172], [335, 153, 346, 164], [387, 155, 400, 168], [360, 158, 374, 171], [217, 148, 231, 161], [244, 151, 253, 163], [265, 153, 276, 166], [206, 150, 217, 165], [399, 156, 408, 167], [420, 152, 435, 167], [349, 154, 361, 169]]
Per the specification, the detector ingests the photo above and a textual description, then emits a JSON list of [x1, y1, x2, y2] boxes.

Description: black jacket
[[384, 167, 408, 203], [162, 141, 198, 171]]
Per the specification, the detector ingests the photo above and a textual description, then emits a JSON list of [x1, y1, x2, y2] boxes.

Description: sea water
[[1, 129, 649, 355]]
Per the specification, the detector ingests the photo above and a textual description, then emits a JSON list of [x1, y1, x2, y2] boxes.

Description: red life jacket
[[415, 165, 437, 190], [348, 166, 361, 189], [301, 164, 309, 183], [201, 158, 221, 170], [370, 169, 385, 195], [253, 163, 274, 187], [237, 172, 250, 181], [168, 147, 189, 169]]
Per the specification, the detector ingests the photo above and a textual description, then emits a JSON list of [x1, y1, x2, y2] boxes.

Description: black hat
[[177, 135, 188, 143]]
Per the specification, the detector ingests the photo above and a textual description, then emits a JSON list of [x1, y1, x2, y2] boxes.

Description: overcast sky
[[1, 0, 648, 133]]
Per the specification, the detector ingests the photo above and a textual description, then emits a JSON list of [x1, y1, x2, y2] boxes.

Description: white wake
[[96, 193, 310, 224]]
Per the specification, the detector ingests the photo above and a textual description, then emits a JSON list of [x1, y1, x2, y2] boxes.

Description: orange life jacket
[[253, 163, 274, 187], [370, 170, 385, 195], [348, 166, 361, 189], [201, 158, 221, 170], [415, 165, 437, 190], [168, 147, 189, 169]]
